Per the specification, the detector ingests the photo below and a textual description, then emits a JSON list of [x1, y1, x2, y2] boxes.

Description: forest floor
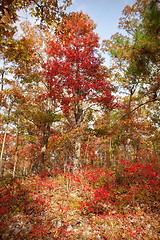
[[0, 162, 160, 239]]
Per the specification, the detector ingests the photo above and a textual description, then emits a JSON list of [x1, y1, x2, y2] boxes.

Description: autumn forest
[[0, 0, 160, 239]]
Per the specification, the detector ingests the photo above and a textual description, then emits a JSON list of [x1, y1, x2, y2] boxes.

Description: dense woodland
[[0, 0, 160, 239]]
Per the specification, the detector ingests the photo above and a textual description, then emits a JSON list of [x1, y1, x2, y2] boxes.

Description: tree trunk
[[0, 101, 13, 175], [109, 137, 112, 165], [39, 97, 52, 172], [13, 118, 20, 178], [0, 57, 5, 92], [84, 138, 89, 166], [73, 100, 83, 173], [74, 132, 81, 171], [39, 125, 50, 172], [0, 126, 7, 176]]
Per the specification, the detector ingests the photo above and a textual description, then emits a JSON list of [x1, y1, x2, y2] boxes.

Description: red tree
[[44, 12, 116, 171]]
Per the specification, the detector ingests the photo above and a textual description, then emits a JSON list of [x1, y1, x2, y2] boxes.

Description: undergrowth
[[0, 160, 160, 239]]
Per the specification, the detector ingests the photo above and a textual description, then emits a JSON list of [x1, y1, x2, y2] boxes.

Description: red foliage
[[0, 160, 159, 239], [43, 12, 115, 111]]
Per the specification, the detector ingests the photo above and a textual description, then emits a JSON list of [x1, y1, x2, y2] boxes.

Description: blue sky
[[67, 0, 136, 66]]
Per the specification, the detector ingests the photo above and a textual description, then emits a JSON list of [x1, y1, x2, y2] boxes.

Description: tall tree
[[0, 21, 62, 175], [44, 12, 116, 172], [102, 0, 160, 120]]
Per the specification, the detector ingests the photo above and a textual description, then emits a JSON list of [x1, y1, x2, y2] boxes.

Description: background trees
[[101, 0, 160, 163], [0, 0, 72, 175], [0, 0, 159, 177]]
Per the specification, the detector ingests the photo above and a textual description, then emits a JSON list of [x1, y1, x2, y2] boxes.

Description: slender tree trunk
[[109, 137, 112, 165], [13, 151, 18, 178], [104, 150, 107, 168], [40, 127, 46, 167], [0, 102, 13, 176], [0, 60, 6, 175], [0, 126, 7, 176], [13, 118, 20, 178], [39, 125, 50, 172], [1, 69, 4, 91], [84, 138, 89, 165], [0, 57, 6, 92], [74, 132, 81, 171]]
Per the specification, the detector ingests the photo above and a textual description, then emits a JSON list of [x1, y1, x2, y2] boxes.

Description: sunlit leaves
[[0, 0, 72, 27], [45, 11, 115, 109]]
